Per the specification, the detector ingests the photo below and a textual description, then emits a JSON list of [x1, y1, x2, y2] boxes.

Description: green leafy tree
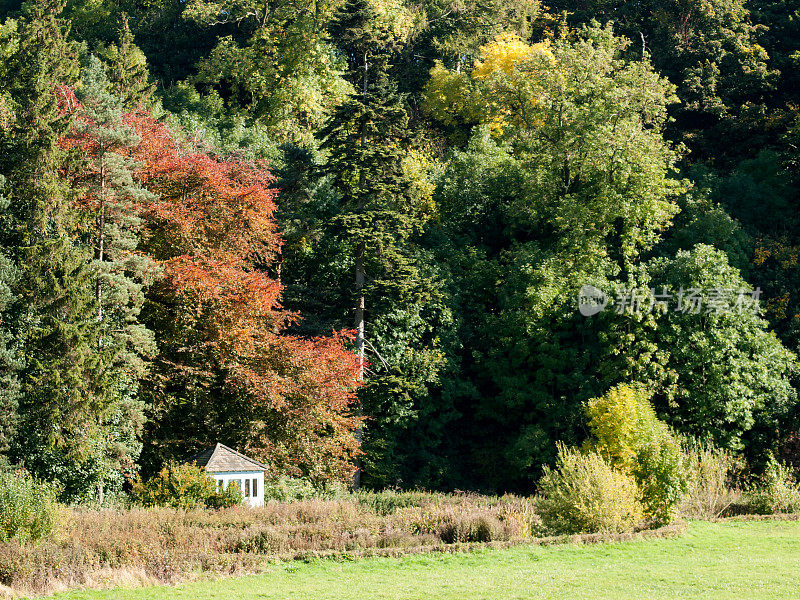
[[640, 245, 796, 454], [0, 176, 20, 462], [184, 0, 351, 145], [425, 25, 685, 490], [0, 1, 110, 498], [547, 0, 775, 163]]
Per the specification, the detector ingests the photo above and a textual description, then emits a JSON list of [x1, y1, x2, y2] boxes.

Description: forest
[[0, 0, 799, 502]]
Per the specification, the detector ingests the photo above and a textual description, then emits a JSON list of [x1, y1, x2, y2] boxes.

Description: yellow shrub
[[537, 443, 644, 535], [585, 384, 688, 524]]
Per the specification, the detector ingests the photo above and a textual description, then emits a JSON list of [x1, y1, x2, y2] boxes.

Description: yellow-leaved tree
[[586, 384, 688, 524], [423, 32, 554, 135]]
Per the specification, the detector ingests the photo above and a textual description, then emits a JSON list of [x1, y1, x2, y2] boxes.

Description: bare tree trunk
[[97, 160, 106, 507], [352, 242, 365, 490], [351, 52, 370, 491], [97, 160, 105, 330]]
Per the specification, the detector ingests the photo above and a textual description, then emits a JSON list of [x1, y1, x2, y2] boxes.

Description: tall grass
[[681, 440, 742, 519], [0, 494, 539, 597]]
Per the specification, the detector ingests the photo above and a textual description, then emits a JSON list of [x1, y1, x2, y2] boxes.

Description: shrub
[[747, 453, 800, 514], [681, 439, 741, 519], [356, 490, 448, 515], [537, 443, 644, 535], [261, 477, 346, 501], [131, 463, 241, 509], [0, 469, 60, 543], [0, 493, 544, 596], [586, 384, 688, 524]]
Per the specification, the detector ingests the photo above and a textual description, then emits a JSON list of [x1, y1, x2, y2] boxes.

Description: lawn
[[50, 520, 800, 600]]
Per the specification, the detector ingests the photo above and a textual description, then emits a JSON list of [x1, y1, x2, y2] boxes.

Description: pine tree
[[0, 176, 20, 462], [95, 15, 155, 110], [0, 0, 106, 493], [62, 55, 157, 502], [319, 0, 425, 488]]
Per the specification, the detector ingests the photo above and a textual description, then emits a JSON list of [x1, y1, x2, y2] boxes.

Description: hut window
[[252, 478, 258, 497], [245, 478, 251, 497]]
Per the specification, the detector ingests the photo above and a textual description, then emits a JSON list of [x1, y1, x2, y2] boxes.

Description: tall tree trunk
[[352, 243, 365, 489], [96, 159, 106, 506], [351, 53, 370, 490], [97, 160, 105, 329]]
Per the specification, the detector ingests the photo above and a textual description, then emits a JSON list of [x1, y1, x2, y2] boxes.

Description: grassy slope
[[52, 520, 800, 600]]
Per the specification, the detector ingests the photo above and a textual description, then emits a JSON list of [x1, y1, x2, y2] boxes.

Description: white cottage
[[190, 443, 267, 507]]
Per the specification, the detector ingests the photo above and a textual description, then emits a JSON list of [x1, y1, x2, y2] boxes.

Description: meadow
[[47, 520, 800, 600]]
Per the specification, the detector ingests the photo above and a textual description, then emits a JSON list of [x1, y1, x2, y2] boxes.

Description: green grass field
[[51, 520, 800, 600]]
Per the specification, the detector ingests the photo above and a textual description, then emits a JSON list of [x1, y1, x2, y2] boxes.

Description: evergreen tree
[[0, 176, 20, 462], [61, 55, 157, 501], [95, 15, 155, 110], [0, 0, 108, 497], [318, 0, 447, 488]]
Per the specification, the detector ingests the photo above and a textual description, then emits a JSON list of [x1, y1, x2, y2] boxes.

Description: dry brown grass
[[0, 495, 541, 597]]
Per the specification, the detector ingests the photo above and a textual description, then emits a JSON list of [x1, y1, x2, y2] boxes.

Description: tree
[[128, 113, 362, 484], [547, 0, 775, 164], [0, 176, 20, 462], [425, 25, 685, 490], [0, 19, 20, 462], [183, 0, 352, 145], [95, 15, 155, 110], [316, 0, 450, 488], [619, 245, 797, 456], [60, 55, 157, 502], [0, 1, 112, 498]]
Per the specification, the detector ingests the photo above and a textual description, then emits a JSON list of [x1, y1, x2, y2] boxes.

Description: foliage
[[127, 113, 361, 484], [425, 24, 686, 490], [537, 443, 644, 535], [637, 245, 796, 455], [681, 438, 742, 519], [548, 0, 776, 163], [0, 469, 59, 543], [184, 0, 351, 145], [586, 384, 688, 524], [131, 463, 241, 509], [94, 16, 155, 110], [746, 453, 800, 514], [0, 0, 114, 500], [1, 0, 800, 505]]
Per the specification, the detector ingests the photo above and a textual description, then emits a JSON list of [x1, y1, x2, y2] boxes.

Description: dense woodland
[[0, 0, 799, 502]]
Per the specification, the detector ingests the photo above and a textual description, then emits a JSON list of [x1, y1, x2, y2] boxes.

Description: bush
[[0, 469, 60, 543], [681, 439, 741, 519], [747, 453, 800, 514], [131, 463, 241, 509], [262, 477, 346, 501], [586, 384, 688, 524], [537, 444, 644, 535]]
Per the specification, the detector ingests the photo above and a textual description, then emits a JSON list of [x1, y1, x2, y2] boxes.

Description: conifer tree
[[0, 176, 20, 462], [62, 55, 157, 501], [95, 15, 155, 110], [319, 0, 430, 488], [0, 0, 106, 495]]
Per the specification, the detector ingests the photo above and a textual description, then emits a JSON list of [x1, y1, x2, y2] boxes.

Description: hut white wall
[[211, 471, 265, 507]]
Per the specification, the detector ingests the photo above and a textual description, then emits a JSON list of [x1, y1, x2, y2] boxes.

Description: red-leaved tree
[[126, 112, 362, 484]]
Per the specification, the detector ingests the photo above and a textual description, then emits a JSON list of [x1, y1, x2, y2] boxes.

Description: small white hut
[[190, 443, 267, 507]]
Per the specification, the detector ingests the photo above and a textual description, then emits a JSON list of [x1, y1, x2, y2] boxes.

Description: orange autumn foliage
[[124, 112, 362, 483]]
